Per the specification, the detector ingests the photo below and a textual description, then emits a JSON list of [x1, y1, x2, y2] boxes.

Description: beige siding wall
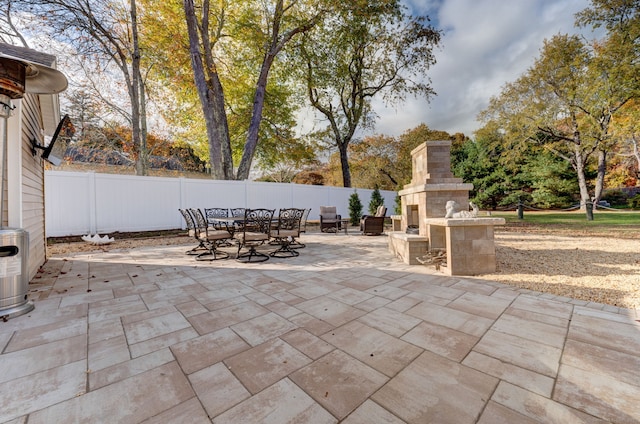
[[18, 95, 47, 280]]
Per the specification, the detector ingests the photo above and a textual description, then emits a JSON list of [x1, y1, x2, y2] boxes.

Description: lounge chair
[[360, 205, 387, 235], [319, 206, 342, 233]]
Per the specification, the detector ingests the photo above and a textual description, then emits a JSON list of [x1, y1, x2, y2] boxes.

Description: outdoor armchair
[[179, 208, 208, 255], [270, 208, 305, 258], [319, 206, 342, 232], [291, 208, 311, 249], [235, 208, 275, 263], [189, 208, 233, 261], [360, 205, 387, 236]]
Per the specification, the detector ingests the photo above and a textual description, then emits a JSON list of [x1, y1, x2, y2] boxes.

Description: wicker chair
[[319, 206, 342, 232], [360, 205, 387, 235]]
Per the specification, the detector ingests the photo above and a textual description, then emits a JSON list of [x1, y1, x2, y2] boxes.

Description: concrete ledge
[[388, 231, 428, 265], [424, 217, 506, 227]]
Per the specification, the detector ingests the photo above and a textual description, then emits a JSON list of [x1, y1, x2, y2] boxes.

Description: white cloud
[[373, 0, 593, 138]]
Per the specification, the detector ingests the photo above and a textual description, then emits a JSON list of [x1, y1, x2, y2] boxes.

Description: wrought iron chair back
[[276, 208, 305, 232], [270, 208, 305, 258], [179, 208, 207, 255], [189, 208, 209, 231], [236, 208, 275, 262], [230, 208, 246, 218], [204, 208, 230, 231], [243, 208, 275, 234], [300, 208, 311, 233], [189, 208, 232, 261]]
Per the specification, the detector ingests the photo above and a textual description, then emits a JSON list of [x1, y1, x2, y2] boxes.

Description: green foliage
[[601, 189, 628, 207], [522, 153, 579, 208], [492, 211, 640, 227], [296, 4, 441, 187], [394, 194, 402, 215], [628, 194, 640, 209], [348, 190, 363, 226], [368, 187, 384, 215]]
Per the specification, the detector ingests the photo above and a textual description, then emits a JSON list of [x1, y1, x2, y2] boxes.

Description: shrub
[[349, 190, 363, 226], [368, 186, 384, 215], [628, 194, 640, 210], [601, 189, 627, 207]]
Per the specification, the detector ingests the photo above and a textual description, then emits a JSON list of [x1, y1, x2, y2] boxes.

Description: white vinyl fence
[[44, 171, 397, 237]]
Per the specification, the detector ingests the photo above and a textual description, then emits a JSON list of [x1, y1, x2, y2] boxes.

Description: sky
[[372, 0, 593, 138]]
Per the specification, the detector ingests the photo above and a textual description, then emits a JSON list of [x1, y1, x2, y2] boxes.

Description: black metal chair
[[291, 208, 311, 249], [204, 208, 234, 244], [235, 208, 275, 263], [204, 208, 229, 228], [230, 208, 246, 218], [179, 208, 208, 255], [189, 208, 233, 261], [270, 208, 305, 258]]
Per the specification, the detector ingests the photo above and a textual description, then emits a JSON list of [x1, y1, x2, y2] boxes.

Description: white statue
[[81, 234, 115, 245], [445, 200, 478, 218]]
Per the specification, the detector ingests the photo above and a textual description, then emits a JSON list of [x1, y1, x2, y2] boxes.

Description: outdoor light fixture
[[0, 50, 68, 224], [31, 114, 75, 166]]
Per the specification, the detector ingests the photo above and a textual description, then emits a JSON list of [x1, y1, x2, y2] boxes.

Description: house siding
[[15, 94, 47, 280]]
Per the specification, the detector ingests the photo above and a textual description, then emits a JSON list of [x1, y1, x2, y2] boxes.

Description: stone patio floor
[[1, 232, 640, 423]]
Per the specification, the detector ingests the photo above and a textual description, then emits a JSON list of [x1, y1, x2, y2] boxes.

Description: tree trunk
[[632, 135, 640, 179], [572, 143, 592, 218], [236, 55, 273, 180], [183, 0, 225, 179], [130, 0, 147, 176], [593, 149, 607, 207], [338, 139, 352, 187]]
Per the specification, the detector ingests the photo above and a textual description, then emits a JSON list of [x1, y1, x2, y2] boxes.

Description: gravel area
[[483, 231, 640, 310], [46, 228, 640, 310]]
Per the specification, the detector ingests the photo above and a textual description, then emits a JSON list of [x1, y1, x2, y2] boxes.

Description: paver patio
[[1, 231, 639, 423]]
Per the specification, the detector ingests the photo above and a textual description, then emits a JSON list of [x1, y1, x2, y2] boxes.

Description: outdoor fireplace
[[388, 140, 504, 275], [399, 141, 472, 235]]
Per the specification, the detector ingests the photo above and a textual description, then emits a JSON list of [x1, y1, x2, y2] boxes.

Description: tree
[[15, 0, 151, 175], [479, 32, 637, 218], [182, 0, 233, 180], [0, 2, 28, 46], [348, 190, 362, 226], [368, 186, 384, 215], [347, 135, 398, 190], [182, 0, 325, 180], [297, 2, 441, 187]]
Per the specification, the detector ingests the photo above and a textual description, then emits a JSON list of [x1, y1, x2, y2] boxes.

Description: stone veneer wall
[[398, 140, 473, 236]]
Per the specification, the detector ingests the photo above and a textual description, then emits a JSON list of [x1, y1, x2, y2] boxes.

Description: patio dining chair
[[270, 208, 305, 258], [291, 208, 311, 249], [179, 208, 208, 255], [189, 208, 233, 261], [204, 207, 234, 245], [204, 208, 229, 228], [235, 208, 275, 263], [230, 208, 246, 218]]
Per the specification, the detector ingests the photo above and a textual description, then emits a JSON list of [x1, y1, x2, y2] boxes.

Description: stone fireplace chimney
[[398, 141, 473, 236]]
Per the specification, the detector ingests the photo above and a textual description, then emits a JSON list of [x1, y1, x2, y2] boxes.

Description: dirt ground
[[47, 227, 640, 310]]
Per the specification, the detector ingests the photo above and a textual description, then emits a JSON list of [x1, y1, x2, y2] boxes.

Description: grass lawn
[[490, 210, 640, 238]]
